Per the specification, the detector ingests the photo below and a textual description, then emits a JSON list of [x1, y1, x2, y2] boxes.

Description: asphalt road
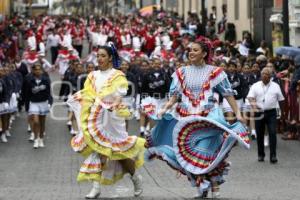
[[0, 46, 300, 200]]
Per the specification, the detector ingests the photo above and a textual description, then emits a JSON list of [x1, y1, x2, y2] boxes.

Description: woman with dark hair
[[138, 59, 151, 136], [67, 43, 145, 199], [0, 67, 10, 143], [222, 60, 245, 124], [224, 23, 236, 44], [24, 63, 52, 148], [142, 39, 249, 198]]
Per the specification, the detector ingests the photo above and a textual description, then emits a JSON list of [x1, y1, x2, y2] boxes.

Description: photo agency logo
[[49, 78, 264, 123], [49, 79, 142, 122]]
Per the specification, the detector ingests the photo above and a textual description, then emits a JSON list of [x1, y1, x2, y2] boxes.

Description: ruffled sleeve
[[81, 72, 97, 99], [213, 71, 236, 97], [113, 74, 129, 97], [169, 70, 181, 98]]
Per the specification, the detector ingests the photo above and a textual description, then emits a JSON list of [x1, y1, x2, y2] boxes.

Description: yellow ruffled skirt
[[68, 91, 145, 185]]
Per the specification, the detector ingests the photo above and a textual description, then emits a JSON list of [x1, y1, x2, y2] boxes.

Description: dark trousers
[[74, 45, 83, 58], [51, 46, 59, 64], [255, 109, 277, 158]]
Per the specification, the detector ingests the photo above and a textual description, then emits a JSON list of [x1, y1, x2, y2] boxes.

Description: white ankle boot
[[1, 133, 8, 143], [29, 132, 34, 141], [85, 181, 101, 199], [38, 138, 45, 148], [212, 191, 220, 198], [131, 174, 143, 197], [33, 139, 39, 149], [27, 125, 31, 132], [5, 131, 11, 137]]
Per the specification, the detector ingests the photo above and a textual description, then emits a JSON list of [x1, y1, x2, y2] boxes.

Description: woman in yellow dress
[[67, 43, 145, 199]]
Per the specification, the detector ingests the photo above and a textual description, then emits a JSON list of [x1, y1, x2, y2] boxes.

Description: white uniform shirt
[[121, 34, 131, 47], [161, 34, 170, 47], [155, 35, 161, 47], [62, 34, 72, 48], [98, 33, 108, 46], [55, 56, 69, 75], [38, 42, 46, 54], [27, 36, 36, 50], [132, 36, 141, 50], [85, 52, 98, 66], [247, 80, 284, 111], [90, 32, 108, 46], [47, 34, 61, 48]]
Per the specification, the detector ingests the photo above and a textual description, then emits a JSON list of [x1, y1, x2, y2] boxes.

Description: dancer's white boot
[[131, 174, 143, 197], [85, 181, 101, 199]]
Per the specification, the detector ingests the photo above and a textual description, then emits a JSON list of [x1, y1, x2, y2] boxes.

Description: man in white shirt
[[46, 29, 61, 64], [247, 67, 285, 164], [27, 32, 36, 51], [61, 28, 72, 50], [88, 26, 108, 47]]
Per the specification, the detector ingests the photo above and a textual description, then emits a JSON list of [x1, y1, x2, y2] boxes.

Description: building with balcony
[[157, 0, 253, 41]]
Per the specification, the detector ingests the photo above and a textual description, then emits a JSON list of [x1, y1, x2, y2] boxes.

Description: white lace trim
[[172, 65, 226, 114]]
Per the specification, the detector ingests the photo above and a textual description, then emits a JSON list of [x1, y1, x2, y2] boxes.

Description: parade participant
[[81, 46, 98, 67], [142, 39, 250, 198], [46, 28, 61, 64], [67, 43, 145, 199], [54, 45, 70, 77], [60, 28, 72, 49], [26, 30, 36, 51], [68, 63, 85, 136], [0, 68, 10, 143], [71, 23, 85, 58], [61, 60, 78, 131], [5, 64, 20, 136], [38, 52, 53, 72], [88, 25, 108, 48], [241, 63, 257, 139], [138, 59, 151, 136], [120, 60, 138, 131], [9, 63, 23, 114], [141, 57, 170, 133], [22, 48, 39, 73], [222, 60, 245, 124], [18, 53, 35, 135], [143, 30, 156, 57], [23, 63, 52, 149], [1, 66, 14, 141]]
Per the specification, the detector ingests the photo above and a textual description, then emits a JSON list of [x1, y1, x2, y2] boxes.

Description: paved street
[[1, 0, 300, 198], [0, 71, 300, 200]]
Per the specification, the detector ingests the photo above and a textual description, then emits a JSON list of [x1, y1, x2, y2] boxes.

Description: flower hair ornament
[[195, 36, 214, 65], [107, 41, 122, 68]]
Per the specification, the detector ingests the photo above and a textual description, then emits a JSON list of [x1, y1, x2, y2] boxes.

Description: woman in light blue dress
[[142, 40, 250, 198]]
